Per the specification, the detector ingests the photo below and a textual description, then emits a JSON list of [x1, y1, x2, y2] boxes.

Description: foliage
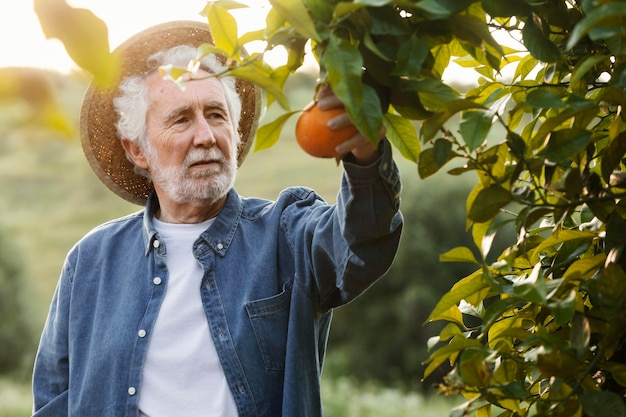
[[327, 175, 483, 389], [321, 376, 458, 417], [0, 226, 35, 375], [34, 0, 626, 416], [0, 67, 77, 139]]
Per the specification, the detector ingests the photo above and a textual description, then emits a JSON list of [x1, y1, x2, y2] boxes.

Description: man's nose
[[193, 116, 216, 147]]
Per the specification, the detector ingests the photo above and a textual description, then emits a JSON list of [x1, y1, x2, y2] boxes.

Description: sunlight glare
[[0, 0, 276, 73]]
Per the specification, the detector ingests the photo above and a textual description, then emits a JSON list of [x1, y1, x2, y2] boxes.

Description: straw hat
[[80, 20, 261, 205]]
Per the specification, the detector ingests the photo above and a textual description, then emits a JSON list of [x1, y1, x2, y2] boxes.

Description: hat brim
[[80, 20, 261, 206]]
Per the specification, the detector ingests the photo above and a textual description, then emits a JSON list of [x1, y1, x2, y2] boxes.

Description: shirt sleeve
[[294, 139, 404, 311], [32, 257, 73, 416]]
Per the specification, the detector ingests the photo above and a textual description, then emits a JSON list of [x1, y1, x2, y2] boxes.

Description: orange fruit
[[295, 103, 358, 158]]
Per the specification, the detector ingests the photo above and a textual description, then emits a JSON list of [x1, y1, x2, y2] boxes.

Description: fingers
[[312, 83, 386, 165], [335, 124, 387, 165], [335, 134, 373, 156], [315, 84, 342, 110], [327, 111, 351, 130]]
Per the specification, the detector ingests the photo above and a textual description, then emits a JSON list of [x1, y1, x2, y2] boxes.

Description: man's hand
[[315, 85, 386, 165]]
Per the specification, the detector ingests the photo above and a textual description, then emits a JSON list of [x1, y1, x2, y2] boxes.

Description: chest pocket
[[244, 280, 292, 371]]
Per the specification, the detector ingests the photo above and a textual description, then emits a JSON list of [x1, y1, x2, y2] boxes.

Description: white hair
[[112, 45, 242, 178]]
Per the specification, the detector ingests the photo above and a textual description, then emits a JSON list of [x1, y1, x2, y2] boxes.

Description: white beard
[[144, 143, 237, 205]]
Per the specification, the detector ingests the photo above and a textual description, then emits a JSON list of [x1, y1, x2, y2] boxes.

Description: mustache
[[183, 148, 227, 167]]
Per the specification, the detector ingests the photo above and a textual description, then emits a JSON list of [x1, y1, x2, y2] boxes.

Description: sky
[[0, 0, 481, 85], [0, 0, 270, 73]]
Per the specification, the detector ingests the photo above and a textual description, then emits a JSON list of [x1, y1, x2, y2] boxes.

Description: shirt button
[[128, 386, 136, 396], [138, 329, 147, 338], [153, 240, 160, 248], [217, 242, 224, 250], [153, 277, 162, 285]]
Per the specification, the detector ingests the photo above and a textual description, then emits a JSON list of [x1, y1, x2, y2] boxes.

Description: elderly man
[[32, 21, 403, 417]]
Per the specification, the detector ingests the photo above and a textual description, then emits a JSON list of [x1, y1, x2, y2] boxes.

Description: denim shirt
[[32, 141, 403, 417]]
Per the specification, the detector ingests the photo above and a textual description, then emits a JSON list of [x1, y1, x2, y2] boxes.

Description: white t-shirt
[[138, 218, 238, 417]]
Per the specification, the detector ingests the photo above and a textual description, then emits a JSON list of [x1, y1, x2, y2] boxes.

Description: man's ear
[[120, 139, 149, 170]]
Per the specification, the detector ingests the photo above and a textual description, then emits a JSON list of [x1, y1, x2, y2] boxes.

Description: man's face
[[141, 70, 238, 206]]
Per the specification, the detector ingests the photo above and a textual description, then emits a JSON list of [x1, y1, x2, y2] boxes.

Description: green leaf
[[525, 88, 566, 109], [532, 229, 596, 262], [440, 323, 464, 341], [429, 305, 465, 328], [450, 15, 504, 66], [228, 61, 290, 110], [391, 35, 430, 77], [254, 111, 298, 152], [570, 313, 590, 359], [368, 4, 411, 36], [513, 54, 540, 82], [513, 262, 547, 303], [421, 99, 484, 141], [572, 55, 609, 84], [563, 253, 606, 281], [204, 2, 240, 58], [440, 247, 479, 264], [536, 349, 581, 378], [540, 128, 591, 163], [469, 220, 491, 260], [593, 262, 626, 318], [354, 0, 393, 6], [414, 0, 475, 20], [567, 2, 626, 51], [581, 391, 626, 417], [350, 85, 384, 145], [428, 270, 490, 322], [383, 112, 420, 162], [522, 14, 562, 63], [431, 44, 452, 79], [417, 138, 457, 179], [601, 130, 626, 183], [459, 347, 492, 387], [269, 0, 321, 42], [547, 289, 576, 325], [322, 34, 364, 112], [416, 79, 462, 112], [34, 0, 118, 86], [423, 335, 484, 380], [363, 31, 394, 61], [302, 0, 334, 21], [481, 0, 531, 17], [467, 185, 512, 223], [323, 36, 383, 142], [530, 103, 597, 151], [485, 302, 528, 338], [459, 110, 494, 152]]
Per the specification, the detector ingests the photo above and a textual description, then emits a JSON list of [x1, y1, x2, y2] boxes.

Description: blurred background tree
[[0, 225, 35, 376]]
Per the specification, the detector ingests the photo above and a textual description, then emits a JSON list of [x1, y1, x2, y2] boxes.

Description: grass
[[322, 377, 459, 417], [0, 378, 31, 417]]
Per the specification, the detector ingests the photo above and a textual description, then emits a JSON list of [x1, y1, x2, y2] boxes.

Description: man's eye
[[174, 117, 189, 124], [206, 112, 224, 120]]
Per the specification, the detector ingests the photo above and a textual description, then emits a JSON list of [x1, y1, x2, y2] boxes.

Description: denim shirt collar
[[141, 188, 243, 257]]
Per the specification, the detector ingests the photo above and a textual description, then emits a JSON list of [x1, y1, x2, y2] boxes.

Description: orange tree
[[36, 0, 626, 415]]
